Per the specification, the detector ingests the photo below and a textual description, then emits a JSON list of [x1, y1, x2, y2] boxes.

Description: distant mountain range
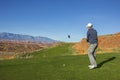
[[0, 32, 57, 43]]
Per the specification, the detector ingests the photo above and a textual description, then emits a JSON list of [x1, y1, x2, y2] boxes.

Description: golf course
[[0, 43, 120, 80]]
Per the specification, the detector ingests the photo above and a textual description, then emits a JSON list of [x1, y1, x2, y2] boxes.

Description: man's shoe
[[89, 65, 97, 69], [88, 65, 92, 68]]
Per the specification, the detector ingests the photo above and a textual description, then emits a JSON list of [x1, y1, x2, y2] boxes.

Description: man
[[86, 23, 98, 69]]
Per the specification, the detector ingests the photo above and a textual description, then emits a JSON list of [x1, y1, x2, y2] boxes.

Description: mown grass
[[0, 43, 120, 80]]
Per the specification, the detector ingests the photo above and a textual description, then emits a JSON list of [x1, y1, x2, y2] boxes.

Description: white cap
[[86, 23, 93, 28]]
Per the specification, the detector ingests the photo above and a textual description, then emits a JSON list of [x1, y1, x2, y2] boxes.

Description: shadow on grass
[[97, 57, 116, 68]]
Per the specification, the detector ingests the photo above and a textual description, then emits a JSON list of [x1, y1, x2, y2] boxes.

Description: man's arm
[[87, 31, 89, 42]]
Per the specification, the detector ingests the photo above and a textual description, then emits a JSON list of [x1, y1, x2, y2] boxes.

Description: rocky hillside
[[73, 32, 120, 55], [0, 40, 54, 59]]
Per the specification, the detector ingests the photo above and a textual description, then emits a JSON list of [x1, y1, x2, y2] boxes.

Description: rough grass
[[0, 43, 120, 80]]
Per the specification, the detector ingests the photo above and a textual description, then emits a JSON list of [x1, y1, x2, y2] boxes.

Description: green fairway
[[0, 43, 120, 80]]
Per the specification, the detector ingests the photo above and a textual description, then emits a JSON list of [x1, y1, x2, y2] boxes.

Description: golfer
[[86, 23, 98, 69]]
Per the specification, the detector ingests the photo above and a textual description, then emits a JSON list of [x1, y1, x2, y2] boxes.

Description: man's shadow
[[97, 57, 116, 68]]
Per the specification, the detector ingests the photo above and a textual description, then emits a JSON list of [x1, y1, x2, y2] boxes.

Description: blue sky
[[0, 0, 120, 42]]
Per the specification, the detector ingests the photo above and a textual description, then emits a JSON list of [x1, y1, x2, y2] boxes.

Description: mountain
[[73, 32, 120, 54], [0, 32, 57, 43]]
